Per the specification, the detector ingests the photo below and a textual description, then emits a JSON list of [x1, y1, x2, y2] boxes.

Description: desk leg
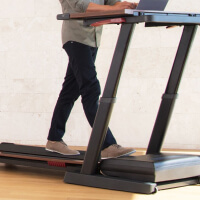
[[80, 23, 136, 175], [147, 25, 198, 154]]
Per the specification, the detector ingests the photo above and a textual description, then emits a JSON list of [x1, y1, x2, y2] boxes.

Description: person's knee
[[82, 79, 101, 97]]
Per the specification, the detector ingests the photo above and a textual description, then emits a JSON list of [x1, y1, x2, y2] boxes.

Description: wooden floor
[[0, 147, 199, 200]]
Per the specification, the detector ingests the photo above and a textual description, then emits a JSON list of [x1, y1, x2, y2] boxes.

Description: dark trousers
[[47, 41, 116, 149]]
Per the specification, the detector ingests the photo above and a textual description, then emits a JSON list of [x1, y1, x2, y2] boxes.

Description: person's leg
[[48, 63, 80, 141], [46, 43, 81, 155], [64, 42, 117, 150], [66, 43, 136, 158], [65, 42, 136, 159]]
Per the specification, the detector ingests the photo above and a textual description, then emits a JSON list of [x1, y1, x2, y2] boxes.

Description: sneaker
[[45, 140, 80, 156], [101, 144, 136, 159]]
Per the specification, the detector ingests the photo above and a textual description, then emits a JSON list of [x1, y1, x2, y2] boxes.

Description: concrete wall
[[0, 0, 200, 150]]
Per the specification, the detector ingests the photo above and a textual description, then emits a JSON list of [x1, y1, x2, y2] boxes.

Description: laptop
[[136, 0, 169, 11]]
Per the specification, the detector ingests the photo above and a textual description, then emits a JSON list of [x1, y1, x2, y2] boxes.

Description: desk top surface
[[57, 9, 200, 25], [70, 9, 200, 19]]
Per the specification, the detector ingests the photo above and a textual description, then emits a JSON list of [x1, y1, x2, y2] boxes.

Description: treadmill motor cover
[[100, 153, 200, 182]]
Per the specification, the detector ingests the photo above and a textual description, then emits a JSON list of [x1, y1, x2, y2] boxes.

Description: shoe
[[101, 144, 136, 159], [45, 140, 80, 156]]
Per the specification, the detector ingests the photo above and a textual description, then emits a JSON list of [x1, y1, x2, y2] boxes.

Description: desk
[[58, 10, 200, 194]]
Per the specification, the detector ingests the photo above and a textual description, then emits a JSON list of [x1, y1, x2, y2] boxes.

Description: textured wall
[[0, 0, 200, 150]]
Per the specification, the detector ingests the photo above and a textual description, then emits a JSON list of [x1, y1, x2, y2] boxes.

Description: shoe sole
[[45, 148, 80, 156], [101, 149, 136, 160]]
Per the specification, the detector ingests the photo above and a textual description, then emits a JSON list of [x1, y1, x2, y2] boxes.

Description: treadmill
[[58, 10, 200, 194], [1, 9, 200, 194]]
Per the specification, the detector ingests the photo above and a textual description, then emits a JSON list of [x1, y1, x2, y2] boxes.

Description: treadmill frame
[[58, 10, 200, 193]]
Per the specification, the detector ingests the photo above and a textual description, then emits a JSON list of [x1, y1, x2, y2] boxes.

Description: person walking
[[46, 0, 137, 159]]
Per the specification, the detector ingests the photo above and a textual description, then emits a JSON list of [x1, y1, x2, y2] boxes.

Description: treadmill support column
[[81, 23, 136, 175], [147, 25, 198, 154]]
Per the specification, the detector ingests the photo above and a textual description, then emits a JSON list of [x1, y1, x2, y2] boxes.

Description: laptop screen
[[136, 0, 169, 11]]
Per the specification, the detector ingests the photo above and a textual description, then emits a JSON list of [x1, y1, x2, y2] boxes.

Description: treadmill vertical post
[[147, 25, 198, 154], [81, 23, 136, 175]]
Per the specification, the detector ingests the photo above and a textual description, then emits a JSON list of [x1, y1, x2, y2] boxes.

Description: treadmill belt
[[0, 142, 86, 171], [0, 142, 85, 159]]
